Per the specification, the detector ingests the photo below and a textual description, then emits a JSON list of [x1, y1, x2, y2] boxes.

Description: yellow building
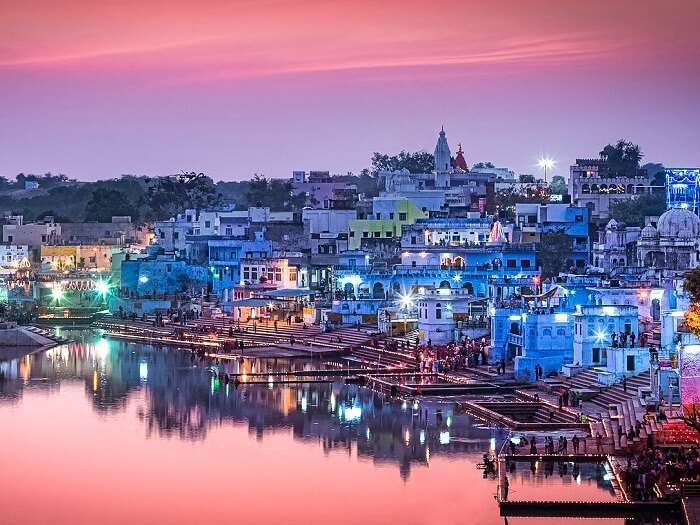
[[41, 245, 114, 272], [348, 198, 426, 250]]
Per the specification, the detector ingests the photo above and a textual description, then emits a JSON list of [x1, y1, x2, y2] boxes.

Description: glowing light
[[419, 430, 426, 444], [452, 273, 462, 283], [509, 314, 521, 321], [439, 431, 450, 445], [397, 292, 414, 309], [555, 313, 568, 323], [340, 274, 362, 287], [139, 362, 148, 382], [602, 306, 617, 316], [419, 251, 427, 258], [138, 275, 149, 284], [50, 282, 64, 303], [344, 405, 362, 422], [94, 279, 111, 297], [537, 157, 556, 171], [301, 396, 308, 412], [594, 329, 608, 343]]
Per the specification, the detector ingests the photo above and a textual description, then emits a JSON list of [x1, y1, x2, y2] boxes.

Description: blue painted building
[[666, 168, 700, 212], [515, 203, 590, 267], [120, 256, 209, 298], [207, 233, 272, 298]]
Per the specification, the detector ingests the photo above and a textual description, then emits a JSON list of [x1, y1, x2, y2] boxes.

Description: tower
[[433, 126, 452, 188]]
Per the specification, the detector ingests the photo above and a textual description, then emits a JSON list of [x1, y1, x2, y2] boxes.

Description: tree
[[537, 231, 573, 279], [369, 150, 434, 175], [245, 174, 306, 211], [472, 162, 495, 169], [145, 172, 221, 220], [549, 175, 567, 195], [609, 192, 666, 227], [85, 188, 138, 222], [519, 174, 535, 183], [600, 140, 644, 177]]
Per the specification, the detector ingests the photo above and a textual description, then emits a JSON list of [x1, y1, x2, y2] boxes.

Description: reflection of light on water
[[419, 430, 426, 445], [301, 396, 308, 412], [401, 400, 407, 411], [446, 416, 452, 428], [404, 429, 410, 445], [330, 393, 336, 412], [139, 362, 148, 382], [576, 474, 582, 485], [366, 428, 371, 440], [439, 431, 450, 445], [344, 405, 361, 422], [92, 369, 98, 392], [510, 436, 521, 445], [489, 437, 496, 453], [412, 400, 419, 411], [95, 339, 109, 360]]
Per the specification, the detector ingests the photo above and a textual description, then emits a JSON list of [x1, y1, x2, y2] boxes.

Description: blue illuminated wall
[[666, 168, 700, 211]]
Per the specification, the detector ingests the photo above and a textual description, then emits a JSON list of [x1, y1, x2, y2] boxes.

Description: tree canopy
[[609, 192, 666, 227], [369, 150, 434, 175], [549, 175, 567, 195], [244, 174, 306, 211], [145, 172, 221, 220], [85, 188, 139, 222], [600, 140, 643, 177], [537, 231, 573, 279], [472, 162, 495, 169]]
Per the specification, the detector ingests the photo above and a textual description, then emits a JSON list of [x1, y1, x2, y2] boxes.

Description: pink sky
[[1, 0, 699, 180]]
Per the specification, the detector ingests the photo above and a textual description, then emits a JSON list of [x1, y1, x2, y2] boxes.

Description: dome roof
[[657, 207, 700, 239], [641, 223, 658, 239]]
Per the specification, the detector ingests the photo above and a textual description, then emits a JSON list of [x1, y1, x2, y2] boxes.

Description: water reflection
[[0, 335, 502, 480]]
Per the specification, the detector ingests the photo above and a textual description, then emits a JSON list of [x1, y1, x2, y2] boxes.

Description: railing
[[507, 333, 523, 346]]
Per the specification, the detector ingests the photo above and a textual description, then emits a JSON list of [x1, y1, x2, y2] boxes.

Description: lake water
[[0, 333, 623, 525]]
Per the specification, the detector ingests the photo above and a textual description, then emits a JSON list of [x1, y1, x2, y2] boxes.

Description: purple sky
[[1, 0, 699, 181]]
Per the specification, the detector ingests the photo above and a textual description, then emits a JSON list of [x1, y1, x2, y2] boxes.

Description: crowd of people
[[412, 337, 489, 373], [619, 445, 700, 501], [506, 434, 584, 455]]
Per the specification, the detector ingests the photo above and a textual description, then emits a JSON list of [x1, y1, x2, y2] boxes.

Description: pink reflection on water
[[0, 382, 620, 525]]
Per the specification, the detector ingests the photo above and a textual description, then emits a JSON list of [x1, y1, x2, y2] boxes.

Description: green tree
[[145, 172, 221, 220], [472, 162, 495, 169], [600, 140, 643, 176], [609, 192, 665, 227], [537, 231, 573, 279], [549, 175, 567, 195], [85, 188, 138, 222], [369, 150, 434, 175], [519, 174, 535, 183]]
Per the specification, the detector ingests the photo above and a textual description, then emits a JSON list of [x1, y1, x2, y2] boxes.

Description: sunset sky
[[1, 0, 699, 181]]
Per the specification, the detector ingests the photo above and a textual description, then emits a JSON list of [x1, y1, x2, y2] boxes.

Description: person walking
[[572, 434, 580, 454], [501, 476, 509, 501]]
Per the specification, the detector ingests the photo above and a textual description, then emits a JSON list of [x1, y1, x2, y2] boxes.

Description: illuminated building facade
[[665, 168, 700, 212]]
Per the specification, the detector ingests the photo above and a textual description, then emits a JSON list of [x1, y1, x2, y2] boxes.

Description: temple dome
[[657, 207, 700, 239], [640, 224, 658, 239], [433, 127, 452, 174]]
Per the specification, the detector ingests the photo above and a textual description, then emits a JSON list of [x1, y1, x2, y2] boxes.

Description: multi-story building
[[568, 158, 651, 222], [515, 203, 590, 268]]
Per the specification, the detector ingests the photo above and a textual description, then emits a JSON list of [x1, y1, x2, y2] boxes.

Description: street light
[[538, 156, 556, 183]]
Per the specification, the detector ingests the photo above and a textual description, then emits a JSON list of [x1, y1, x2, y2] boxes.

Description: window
[[399, 212, 407, 221], [375, 213, 381, 220], [363, 231, 369, 238], [385, 231, 392, 237], [627, 356, 635, 371], [173, 232, 179, 240], [205, 221, 211, 228], [186, 215, 193, 222], [7, 236, 13, 243], [435, 303, 442, 319], [160, 231, 165, 239], [411, 236, 417, 244], [389, 213, 394, 220], [506, 259, 516, 268], [373, 231, 380, 238], [289, 268, 297, 281], [251, 268, 258, 280], [349, 231, 355, 237], [521, 260, 530, 268]]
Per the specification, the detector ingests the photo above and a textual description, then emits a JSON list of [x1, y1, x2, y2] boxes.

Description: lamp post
[[538, 157, 555, 184]]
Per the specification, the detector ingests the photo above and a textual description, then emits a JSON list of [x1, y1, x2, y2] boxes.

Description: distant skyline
[[1, 0, 699, 181]]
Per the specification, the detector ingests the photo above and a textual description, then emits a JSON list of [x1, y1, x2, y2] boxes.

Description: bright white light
[[439, 431, 450, 445], [344, 405, 362, 422], [538, 157, 556, 170], [509, 314, 521, 321], [138, 275, 149, 284], [594, 329, 608, 343], [94, 280, 110, 296], [139, 362, 148, 382], [453, 273, 462, 283], [398, 293, 414, 309], [341, 275, 362, 287], [555, 313, 568, 323]]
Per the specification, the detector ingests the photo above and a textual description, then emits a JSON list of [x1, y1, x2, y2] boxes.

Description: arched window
[[627, 184, 634, 194], [582, 184, 590, 194], [435, 303, 442, 319], [591, 184, 599, 193]]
